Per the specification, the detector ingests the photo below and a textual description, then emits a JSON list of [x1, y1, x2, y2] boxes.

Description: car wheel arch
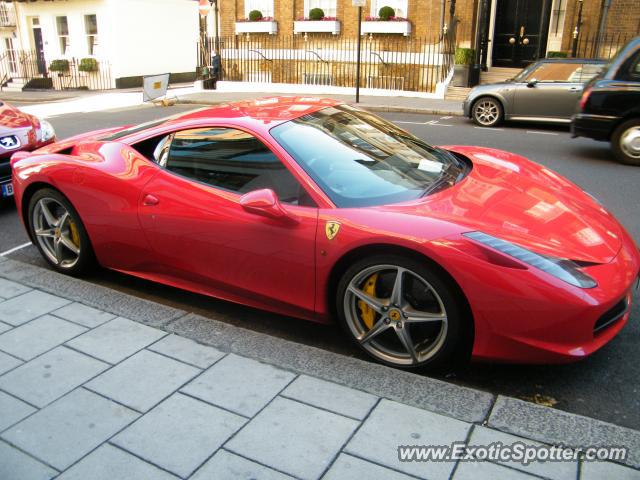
[[20, 182, 58, 242], [326, 243, 475, 338]]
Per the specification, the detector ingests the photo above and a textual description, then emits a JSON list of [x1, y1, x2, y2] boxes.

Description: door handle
[[143, 194, 159, 206], [568, 87, 582, 92]]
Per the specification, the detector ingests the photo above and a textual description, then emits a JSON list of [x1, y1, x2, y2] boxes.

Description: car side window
[[526, 62, 585, 83], [164, 127, 315, 206]]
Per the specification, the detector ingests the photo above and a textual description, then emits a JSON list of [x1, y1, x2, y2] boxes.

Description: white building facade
[[2, 0, 199, 89]]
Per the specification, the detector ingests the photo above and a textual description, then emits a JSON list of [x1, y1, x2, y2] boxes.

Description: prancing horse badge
[[325, 221, 341, 240]]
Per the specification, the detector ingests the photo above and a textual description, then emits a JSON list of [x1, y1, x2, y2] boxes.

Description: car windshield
[[270, 105, 465, 208]]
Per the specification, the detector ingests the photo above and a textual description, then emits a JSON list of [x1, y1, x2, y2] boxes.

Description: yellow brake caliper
[[68, 221, 81, 248], [358, 273, 379, 330]]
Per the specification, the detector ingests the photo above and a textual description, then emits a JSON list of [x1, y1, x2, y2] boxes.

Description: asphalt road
[[1, 103, 639, 429]]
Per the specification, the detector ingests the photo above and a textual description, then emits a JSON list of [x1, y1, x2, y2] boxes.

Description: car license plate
[[1, 183, 14, 198]]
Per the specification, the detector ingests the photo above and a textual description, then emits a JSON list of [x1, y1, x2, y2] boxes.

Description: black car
[[571, 37, 640, 165]]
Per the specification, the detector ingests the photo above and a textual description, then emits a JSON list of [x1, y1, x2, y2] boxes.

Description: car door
[[512, 62, 586, 119], [137, 126, 319, 319]]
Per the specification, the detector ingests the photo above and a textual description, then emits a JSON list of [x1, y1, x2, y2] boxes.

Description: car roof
[[172, 96, 344, 124], [536, 58, 608, 64]]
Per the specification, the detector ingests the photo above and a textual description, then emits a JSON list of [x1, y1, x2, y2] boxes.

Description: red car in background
[[0, 101, 55, 198], [10, 97, 640, 369]]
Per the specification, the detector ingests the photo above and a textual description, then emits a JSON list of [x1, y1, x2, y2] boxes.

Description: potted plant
[[362, 6, 411, 35], [547, 51, 568, 58], [49, 59, 70, 74], [294, 7, 341, 35], [78, 57, 99, 73], [309, 7, 324, 20], [378, 6, 395, 20], [453, 47, 474, 87], [249, 9, 263, 21], [236, 10, 278, 34]]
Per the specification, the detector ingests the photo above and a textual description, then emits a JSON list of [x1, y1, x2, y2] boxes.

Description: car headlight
[[463, 231, 597, 288], [38, 119, 55, 142]]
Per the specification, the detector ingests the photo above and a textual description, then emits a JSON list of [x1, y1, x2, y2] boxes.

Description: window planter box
[[361, 20, 411, 36], [235, 21, 278, 35], [294, 20, 341, 35]]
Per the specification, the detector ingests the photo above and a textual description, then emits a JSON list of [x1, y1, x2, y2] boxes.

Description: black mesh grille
[[594, 297, 628, 335]]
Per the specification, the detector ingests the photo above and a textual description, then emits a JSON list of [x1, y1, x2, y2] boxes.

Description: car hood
[[0, 102, 37, 135], [378, 146, 624, 264]]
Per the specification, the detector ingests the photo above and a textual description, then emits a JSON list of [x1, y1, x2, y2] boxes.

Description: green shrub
[[547, 51, 568, 58], [455, 47, 475, 65], [309, 7, 325, 20], [249, 9, 263, 21], [378, 6, 396, 20], [78, 57, 98, 72], [49, 59, 70, 72]]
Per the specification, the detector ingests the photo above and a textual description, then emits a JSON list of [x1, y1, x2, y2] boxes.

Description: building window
[[370, 0, 407, 18], [56, 16, 69, 55], [304, 0, 337, 18], [244, 0, 274, 19], [85, 14, 98, 55]]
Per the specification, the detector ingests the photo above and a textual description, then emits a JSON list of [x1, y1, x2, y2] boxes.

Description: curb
[[0, 255, 638, 469]]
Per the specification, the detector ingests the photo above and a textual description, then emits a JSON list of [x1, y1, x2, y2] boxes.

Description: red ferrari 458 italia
[[10, 97, 640, 369], [0, 101, 56, 199]]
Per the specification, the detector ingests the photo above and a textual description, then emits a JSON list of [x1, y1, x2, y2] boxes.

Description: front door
[[137, 126, 319, 319], [32, 27, 46, 74], [492, 0, 550, 68]]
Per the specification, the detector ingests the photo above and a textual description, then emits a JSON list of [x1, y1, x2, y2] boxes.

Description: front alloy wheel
[[472, 97, 503, 127], [337, 255, 470, 369]]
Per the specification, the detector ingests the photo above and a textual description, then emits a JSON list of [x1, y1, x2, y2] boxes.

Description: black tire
[[27, 188, 95, 276], [611, 118, 640, 166], [472, 96, 504, 127], [335, 254, 472, 371]]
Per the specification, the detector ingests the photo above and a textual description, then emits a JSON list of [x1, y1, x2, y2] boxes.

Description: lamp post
[[571, 0, 584, 58], [353, 0, 366, 103], [198, 0, 210, 69]]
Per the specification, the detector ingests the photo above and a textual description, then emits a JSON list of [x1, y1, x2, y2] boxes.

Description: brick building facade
[[211, 0, 639, 67]]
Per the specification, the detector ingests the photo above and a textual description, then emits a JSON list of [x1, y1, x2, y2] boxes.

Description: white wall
[[14, 0, 198, 84], [15, 0, 107, 60], [108, 0, 199, 80]]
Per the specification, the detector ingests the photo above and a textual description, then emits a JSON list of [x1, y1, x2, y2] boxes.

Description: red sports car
[[0, 101, 55, 198], [10, 97, 640, 369]]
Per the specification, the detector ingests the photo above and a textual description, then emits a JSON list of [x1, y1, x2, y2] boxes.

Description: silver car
[[463, 59, 607, 127]]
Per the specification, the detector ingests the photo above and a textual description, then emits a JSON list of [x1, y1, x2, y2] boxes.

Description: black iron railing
[[198, 32, 456, 94], [571, 31, 636, 60], [0, 50, 113, 91]]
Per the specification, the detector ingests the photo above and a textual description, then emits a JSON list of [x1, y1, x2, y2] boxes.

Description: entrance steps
[[445, 86, 471, 101], [2, 78, 27, 92], [480, 67, 521, 84]]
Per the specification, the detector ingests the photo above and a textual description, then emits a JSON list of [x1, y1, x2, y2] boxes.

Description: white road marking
[[474, 126, 504, 131], [395, 120, 453, 127], [440, 116, 453, 119], [0, 242, 32, 257], [526, 130, 559, 135]]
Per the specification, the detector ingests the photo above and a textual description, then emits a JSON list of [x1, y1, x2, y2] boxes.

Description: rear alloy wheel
[[28, 188, 94, 275], [612, 119, 640, 166], [336, 255, 470, 370], [472, 97, 503, 127]]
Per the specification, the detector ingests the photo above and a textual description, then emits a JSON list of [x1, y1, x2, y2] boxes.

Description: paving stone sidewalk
[[0, 275, 638, 479]]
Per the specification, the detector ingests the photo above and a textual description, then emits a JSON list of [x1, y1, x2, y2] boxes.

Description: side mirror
[[526, 78, 538, 88], [239, 189, 298, 223]]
